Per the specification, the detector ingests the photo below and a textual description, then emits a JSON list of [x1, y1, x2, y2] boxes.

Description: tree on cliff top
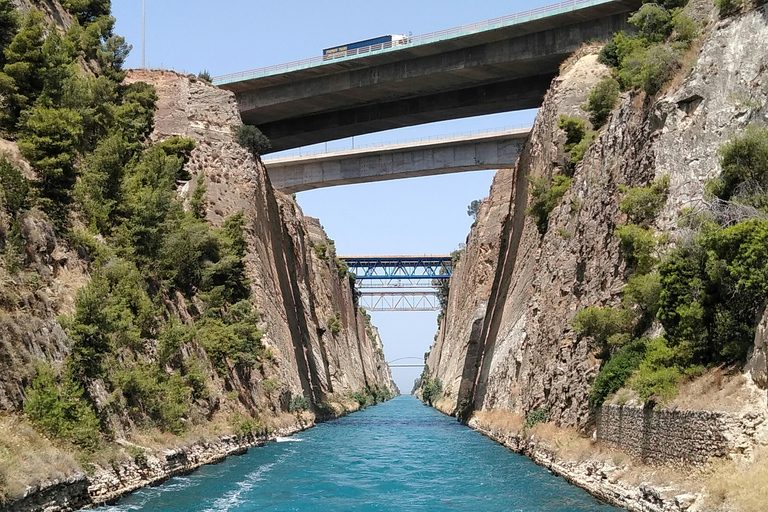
[[234, 125, 271, 157]]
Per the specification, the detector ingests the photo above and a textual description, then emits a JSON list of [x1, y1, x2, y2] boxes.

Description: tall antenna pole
[[141, 0, 146, 68]]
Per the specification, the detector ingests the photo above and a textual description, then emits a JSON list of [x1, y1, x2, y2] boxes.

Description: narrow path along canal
[[95, 396, 621, 512]]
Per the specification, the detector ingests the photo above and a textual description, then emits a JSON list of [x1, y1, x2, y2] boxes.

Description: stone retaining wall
[[596, 405, 729, 464]]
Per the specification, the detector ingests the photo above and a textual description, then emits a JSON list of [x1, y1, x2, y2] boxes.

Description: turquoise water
[[94, 396, 621, 512]]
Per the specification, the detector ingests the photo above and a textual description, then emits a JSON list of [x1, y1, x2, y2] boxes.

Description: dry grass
[[0, 413, 81, 503], [471, 409, 524, 436], [662, 35, 707, 95], [705, 448, 768, 512], [671, 368, 763, 413]]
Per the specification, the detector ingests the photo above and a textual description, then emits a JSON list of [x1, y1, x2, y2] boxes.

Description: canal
[[94, 396, 620, 511]]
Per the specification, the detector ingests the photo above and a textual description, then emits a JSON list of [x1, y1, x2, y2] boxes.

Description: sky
[[111, 0, 550, 392]]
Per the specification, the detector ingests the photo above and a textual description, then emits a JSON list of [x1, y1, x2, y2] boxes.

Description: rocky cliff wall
[[424, 3, 768, 428], [0, 66, 394, 509], [125, 69, 395, 404]]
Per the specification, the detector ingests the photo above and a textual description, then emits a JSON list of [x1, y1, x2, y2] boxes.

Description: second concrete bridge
[[263, 127, 531, 193]]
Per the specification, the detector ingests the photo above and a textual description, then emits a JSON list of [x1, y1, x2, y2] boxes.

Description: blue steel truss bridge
[[341, 255, 452, 312]]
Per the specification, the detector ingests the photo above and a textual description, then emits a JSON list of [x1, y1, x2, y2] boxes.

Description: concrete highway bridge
[[262, 127, 530, 193], [214, 0, 642, 152]]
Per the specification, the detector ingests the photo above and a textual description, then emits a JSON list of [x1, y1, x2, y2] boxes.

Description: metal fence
[[213, 0, 612, 85]]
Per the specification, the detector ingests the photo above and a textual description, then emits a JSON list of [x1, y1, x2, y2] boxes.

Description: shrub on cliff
[[618, 43, 679, 96], [558, 115, 586, 151], [0, 0, 18, 67], [715, 0, 743, 16], [113, 363, 193, 435], [615, 224, 657, 274], [590, 339, 647, 407], [24, 365, 101, 450], [328, 312, 342, 335], [526, 174, 573, 235], [421, 376, 442, 406], [628, 3, 673, 43], [623, 272, 662, 318], [619, 174, 670, 225], [289, 395, 309, 412], [573, 306, 635, 357], [658, 220, 768, 366], [708, 125, 768, 207], [61, 0, 111, 24], [234, 125, 271, 157], [557, 115, 596, 167], [0, 157, 29, 216], [584, 77, 620, 128], [599, 2, 697, 96], [626, 336, 699, 403]]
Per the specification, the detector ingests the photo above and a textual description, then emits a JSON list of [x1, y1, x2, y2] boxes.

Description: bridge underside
[[254, 74, 551, 153], [220, 1, 640, 152], [264, 130, 527, 193]]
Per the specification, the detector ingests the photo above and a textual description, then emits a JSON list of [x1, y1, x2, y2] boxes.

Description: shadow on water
[[94, 396, 623, 512]]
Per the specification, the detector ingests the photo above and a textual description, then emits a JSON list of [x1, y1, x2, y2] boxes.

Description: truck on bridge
[[323, 34, 408, 59]]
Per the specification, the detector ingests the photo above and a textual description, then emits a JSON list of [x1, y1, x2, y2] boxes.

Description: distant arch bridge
[[387, 357, 426, 368]]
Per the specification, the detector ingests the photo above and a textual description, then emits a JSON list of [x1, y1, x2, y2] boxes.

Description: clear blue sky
[[112, 0, 550, 392]]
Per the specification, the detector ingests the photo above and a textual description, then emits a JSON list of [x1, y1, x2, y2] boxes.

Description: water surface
[[94, 395, 621, 512]]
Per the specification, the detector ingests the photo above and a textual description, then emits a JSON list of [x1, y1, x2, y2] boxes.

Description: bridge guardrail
[[212, 0, 614, 85], [262, 125, 531, 161]]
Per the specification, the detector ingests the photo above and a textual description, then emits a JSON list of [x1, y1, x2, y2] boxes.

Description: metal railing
[[263, 125, 531, 161], [213, 0, 614, 85]]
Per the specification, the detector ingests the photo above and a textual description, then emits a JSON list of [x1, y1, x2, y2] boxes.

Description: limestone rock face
[[748, 308, 768, 389], [124, 69, 396, 401], [0, 70, 394, 419], [424, 6, 768, 428]]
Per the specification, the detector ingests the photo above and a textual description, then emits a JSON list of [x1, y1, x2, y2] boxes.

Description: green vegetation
[[0, 0, 281, 449], [0, 156, 29, 216], [708, 125, 768, 205], [526, 174, 573, 234], [0, 0, 19, 68], [619, 175, 670, 225], [24, 364, 101, 450], [559, 115, 586, 152], [715, 0, 743, 16], [598, 1, 698, 96], [197, 70, 212, 82], [574, 306, 635, 356], [289, 395, 309, 412], [586, 129, 768, 406], [524, 407, 549, 429], [466, 199, 481, 220], [558, 115, 597, 167], [615, 224, 657, 274], [589, 339, 646, 407], [622, 271, 662, 318], [351, 385, 393, 408], [327, 312, 342, 335], [234, 125, 271, 157], [421, 372, 443, 407], [583, 77, 620, 128]]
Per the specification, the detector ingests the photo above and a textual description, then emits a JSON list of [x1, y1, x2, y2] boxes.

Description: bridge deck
[[216, 0, 642, 151], [214, 0, 639, 88]]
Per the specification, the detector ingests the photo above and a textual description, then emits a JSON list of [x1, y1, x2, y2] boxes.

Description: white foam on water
[[202, 462, 275, 512], [275, 436, 302, 442]]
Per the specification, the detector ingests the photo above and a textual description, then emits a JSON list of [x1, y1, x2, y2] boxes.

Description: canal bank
[[4, 401, 371, 512], [466, 418, 697, 512], [83, 396, 619, 512]]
